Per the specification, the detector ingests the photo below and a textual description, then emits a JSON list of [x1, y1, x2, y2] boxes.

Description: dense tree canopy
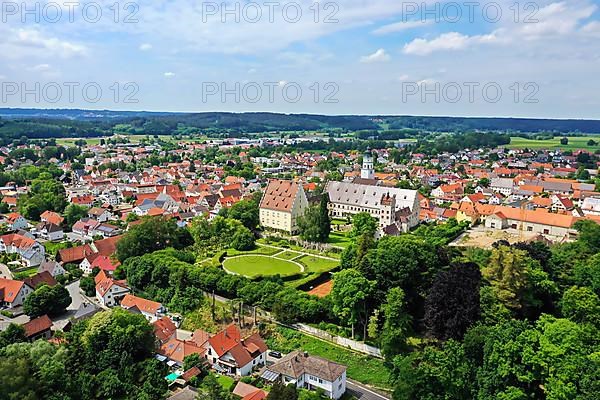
[[23, 284, 71, 318], [116, 216, 193, 261]]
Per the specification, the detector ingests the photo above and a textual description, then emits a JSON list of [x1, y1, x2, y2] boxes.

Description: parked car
[[268, 351, 282, 359]]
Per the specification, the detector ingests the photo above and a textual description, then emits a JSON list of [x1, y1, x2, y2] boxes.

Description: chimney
[[303, 351, 308, 358]]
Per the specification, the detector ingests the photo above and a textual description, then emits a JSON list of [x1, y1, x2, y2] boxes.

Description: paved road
[[0, 263, 13, 279], [347, 379, 391, 400], [51, 279, 91, 328]]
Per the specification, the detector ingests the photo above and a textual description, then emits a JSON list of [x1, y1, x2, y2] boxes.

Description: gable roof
[[260, 179, 302, 212], [120, 294, 162, 314], [23, 314, 53, 338], [0, 278, 28, 303], [41, 210, 64, 225], [153, 316, 177, 343], [58, 244, 95, 264], [159, 337, 206, 363], [207, 325, 267, 367], [24, 272, 57, 289], [267, 350, 346, 382], [93, 235, 123, 257]]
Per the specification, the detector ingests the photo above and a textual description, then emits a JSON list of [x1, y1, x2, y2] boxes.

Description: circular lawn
[[222, 255, 303, 278]]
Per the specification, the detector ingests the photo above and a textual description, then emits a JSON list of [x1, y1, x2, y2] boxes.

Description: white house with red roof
[[120, 293, 164, 322], [0, 233, 46, 267], [0, 278, 34, 308], [95, 270, 130, 307], [204, 325, 268, 376], [4, 212, 28, 231]]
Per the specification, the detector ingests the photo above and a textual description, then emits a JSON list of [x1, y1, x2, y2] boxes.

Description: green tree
[[330, 269, 375, 339], [561, 286, 600, 326], [23, 284, 71, 318], [318, 193, 331, 241], [18, 176, 67, 221], [297, 206, 322, 242], [79, 276, 96, 297], [231, 226, 255, 251], [227, 199, 260, 230], [349, 212, 378, 238], [63, 204, 88, 227], [116, 216, 192, 261], [0, 323, 26, 348], [380, 287, 412, 358]]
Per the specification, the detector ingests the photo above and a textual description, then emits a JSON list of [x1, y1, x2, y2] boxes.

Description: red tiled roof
[[259, 179, 301, 212], [0, 278, 26, 303], [93, 235, 123, 257], [23, 315, 53, 338], [58, 244, 95, 264], [120, 294, 162, 314], [41, 211, 64, 225], [153, 316, 177, 343]]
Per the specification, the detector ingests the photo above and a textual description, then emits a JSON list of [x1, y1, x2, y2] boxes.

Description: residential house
[[40, 211, 64, 226], [34, 221, 64, 241], [233, 382, 268, 400], [159, 337, 207, 366], [4, 212, 28, 231], [259, 179, 309, 234], [153, 316, 178, 344], [57, 243, 95, 265], [95, 270, 130, 307], [23, 314, 53, 341], [261, 351, 347, 399], [120, 294, 164, 322], [205, 325, 268, 376], [0, 233, 46, 267], [88, 207, 112, 222], [37, 260, 66, 277], [0, 278, 33, 308], [24, 271, 58, 289]]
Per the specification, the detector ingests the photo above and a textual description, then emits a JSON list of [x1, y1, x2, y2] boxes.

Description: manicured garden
[[222, 255, 302, 278]]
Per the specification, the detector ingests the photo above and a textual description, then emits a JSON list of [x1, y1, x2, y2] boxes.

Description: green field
[[222, 255, 302, 278], [506, 136, 600, 151], [296, 255, 339, 274], [327, 231, 353, 249], [274, 250, 302, 260], [266, 326, 391, 389]]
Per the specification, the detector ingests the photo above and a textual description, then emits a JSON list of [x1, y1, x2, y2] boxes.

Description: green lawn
[[216, 374, 234, 390], [327, 232, 353, 249], [222, 255, 302, 278], [506, 136, 600, 151], [226, 246, 280, 257], [274, 250, 302, 260], [265, 326, 392, 389], [296, 255, 339, 274]]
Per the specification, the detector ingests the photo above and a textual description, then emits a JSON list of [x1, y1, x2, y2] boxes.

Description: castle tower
[[361, 148, 375, 180]]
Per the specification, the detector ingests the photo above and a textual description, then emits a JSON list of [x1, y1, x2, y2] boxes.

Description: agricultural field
[[506, 136, 600, 151], [222, 255, 302, 278]]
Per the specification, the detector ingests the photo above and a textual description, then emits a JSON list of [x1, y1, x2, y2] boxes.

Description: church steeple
[[361, 147, 374, 180]]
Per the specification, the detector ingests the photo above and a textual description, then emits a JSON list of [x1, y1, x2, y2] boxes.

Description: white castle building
[[326, 151, 420, 235]]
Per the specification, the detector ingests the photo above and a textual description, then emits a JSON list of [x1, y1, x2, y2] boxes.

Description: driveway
[[51, 279, 91, 328], [0, 263, 13, 279], [346, 379, 391, 400]]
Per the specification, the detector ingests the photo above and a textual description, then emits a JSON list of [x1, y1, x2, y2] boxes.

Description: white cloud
[[397, 74, 410, 81], [372, 20, 432, 35], [139, 43, 153, 51], [582, 21, 600, 36], [28, 64, 51, 72], [278, 80, 287, 87], [403, 32, 497, 55], [164, 72, 175, 77], [360, 49, 390, 63]]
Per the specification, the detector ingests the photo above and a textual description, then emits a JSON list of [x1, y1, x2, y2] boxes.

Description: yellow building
[[259, 179, 308, 234]]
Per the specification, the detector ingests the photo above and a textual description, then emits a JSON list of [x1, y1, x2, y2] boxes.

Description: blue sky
[[1, 0, 599, 118]]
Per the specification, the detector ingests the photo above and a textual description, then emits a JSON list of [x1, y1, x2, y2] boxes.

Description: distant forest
[[1, 109, 600, 143]]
